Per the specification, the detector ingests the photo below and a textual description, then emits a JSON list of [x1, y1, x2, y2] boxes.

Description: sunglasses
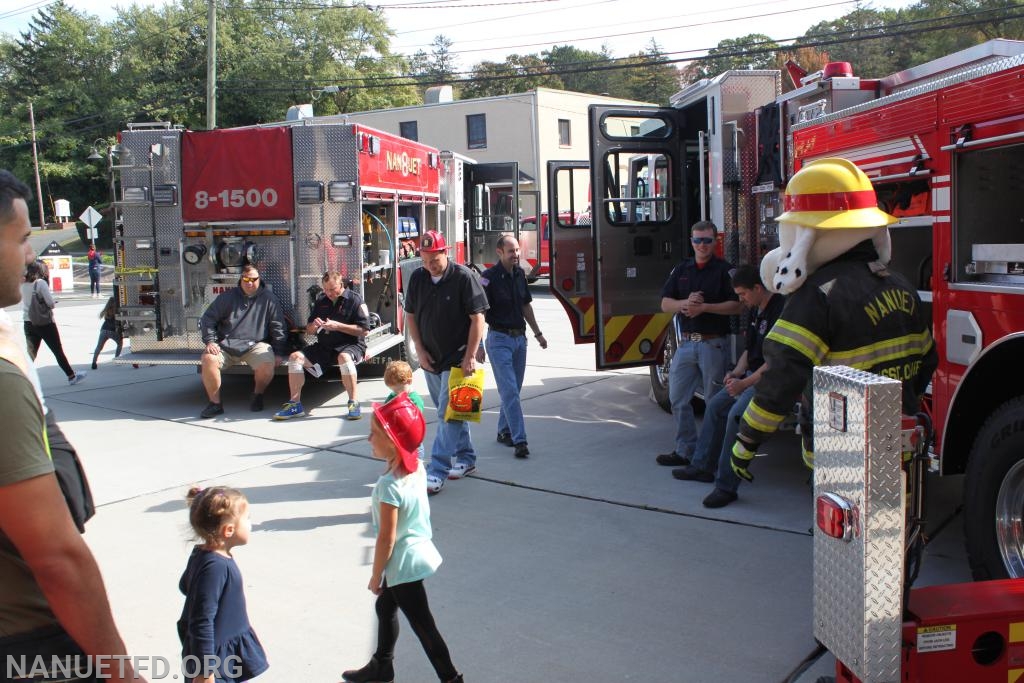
[[241, 276, 260, 283], [691, 237, 714, 245]]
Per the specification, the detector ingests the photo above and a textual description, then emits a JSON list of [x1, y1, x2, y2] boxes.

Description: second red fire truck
[[547, 39, 1024, 581]]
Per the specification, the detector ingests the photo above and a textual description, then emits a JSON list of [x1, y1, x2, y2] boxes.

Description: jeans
[[24, 321, 75, 379], [374, 579, 458, 681], [713, 385, 756, 494], [424, 368, 476, 479], [668, 338, 728, 458], [690, 383, 755, 494], [485, 330, 528, 444], [91, 328, 123, 366], [88, 271, 100, 295]]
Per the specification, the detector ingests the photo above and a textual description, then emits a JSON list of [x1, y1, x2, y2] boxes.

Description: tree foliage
[[1, 0, 1021, 226]]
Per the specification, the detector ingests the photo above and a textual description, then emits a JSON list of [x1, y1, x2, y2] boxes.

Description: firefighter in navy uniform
[[710, 157, 938, 509]]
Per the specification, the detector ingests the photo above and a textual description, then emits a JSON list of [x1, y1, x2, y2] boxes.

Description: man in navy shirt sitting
[[480, 235, 547, 459]]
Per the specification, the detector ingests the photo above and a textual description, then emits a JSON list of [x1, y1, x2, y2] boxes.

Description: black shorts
[[301, 341, 364, 369]]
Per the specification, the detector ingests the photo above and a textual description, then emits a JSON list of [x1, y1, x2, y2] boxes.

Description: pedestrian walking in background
[[480, 234, 547, 459], [21, 260, 86, 385], [91, 295, 123, 369], [87, 245, 102, 298], [341, 394, 464, 683], [178, 486, 268, 683]]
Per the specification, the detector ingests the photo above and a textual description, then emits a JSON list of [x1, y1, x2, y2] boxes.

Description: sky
[[0, 0, 921, 68]]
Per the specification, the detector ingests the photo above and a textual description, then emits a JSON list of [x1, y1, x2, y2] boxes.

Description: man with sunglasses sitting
[[655, 221, 742, 469], [198, 264, 288, 418]]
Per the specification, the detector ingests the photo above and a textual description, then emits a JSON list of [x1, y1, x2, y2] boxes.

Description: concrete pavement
[[10, 285, 972, 682]]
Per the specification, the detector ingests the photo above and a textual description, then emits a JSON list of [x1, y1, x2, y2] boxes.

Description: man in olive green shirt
[[0, 170, 146, 682]]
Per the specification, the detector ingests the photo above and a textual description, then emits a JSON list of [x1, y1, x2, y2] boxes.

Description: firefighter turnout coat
[[736, 241, 937, 464]]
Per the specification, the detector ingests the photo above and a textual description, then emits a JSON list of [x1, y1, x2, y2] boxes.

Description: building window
[[558, 119, 571, 146], [467, 114, 487, 149], [399, 121, 418, 141]]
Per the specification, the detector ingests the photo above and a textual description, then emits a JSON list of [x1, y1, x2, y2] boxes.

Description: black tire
[[964, 396, 1024, 580], [650, 331, 675, 413]]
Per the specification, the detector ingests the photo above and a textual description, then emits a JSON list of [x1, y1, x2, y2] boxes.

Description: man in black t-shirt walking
[[404, 230, 489, 495]]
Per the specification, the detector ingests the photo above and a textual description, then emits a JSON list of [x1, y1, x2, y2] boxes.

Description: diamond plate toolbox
[[812, 365, 903, 683]]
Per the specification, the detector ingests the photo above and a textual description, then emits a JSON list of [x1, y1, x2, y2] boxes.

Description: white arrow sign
[[79, 206, 102, 229]]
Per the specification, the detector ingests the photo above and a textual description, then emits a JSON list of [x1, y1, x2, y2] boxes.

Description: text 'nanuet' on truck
[[547, 39, 1024, 581], [110, 119, 528, 378]]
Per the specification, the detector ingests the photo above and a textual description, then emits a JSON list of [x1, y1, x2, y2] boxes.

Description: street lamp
[[87, 138, 124, 249]]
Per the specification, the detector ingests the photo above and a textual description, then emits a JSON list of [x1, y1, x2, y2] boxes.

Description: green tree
[[462, 54, 562, 98], [799, 4, 912, 77], [609, 40, 679, 104], [542, 45, 613, 94], [681, 34, 780, 83]]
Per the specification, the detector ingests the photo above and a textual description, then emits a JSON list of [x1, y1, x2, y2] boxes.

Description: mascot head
[[763, 157, 897, 295]]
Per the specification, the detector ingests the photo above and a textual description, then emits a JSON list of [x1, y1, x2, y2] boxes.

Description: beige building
[[341, 87, 653, 213]]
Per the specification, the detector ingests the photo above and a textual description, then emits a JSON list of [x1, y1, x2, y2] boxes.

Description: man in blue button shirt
[[480, 235, 547, 459]]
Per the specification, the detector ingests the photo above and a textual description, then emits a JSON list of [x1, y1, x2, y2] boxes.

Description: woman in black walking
[[21, 261, 86, 385]]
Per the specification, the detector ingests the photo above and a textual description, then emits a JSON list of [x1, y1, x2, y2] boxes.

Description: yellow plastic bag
[[444, 367, 485, 422]]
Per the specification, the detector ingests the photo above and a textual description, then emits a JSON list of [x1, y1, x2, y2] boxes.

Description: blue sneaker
[[346, 400, 362, 420], [273, 401, 306, 420]]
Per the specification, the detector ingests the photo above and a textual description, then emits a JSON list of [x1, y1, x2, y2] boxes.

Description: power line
[[217, 6, 1024, 93]]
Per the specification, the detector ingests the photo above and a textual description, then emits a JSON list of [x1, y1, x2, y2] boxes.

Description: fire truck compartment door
[[547, 160, 595, 344], [588, 105, 684, 370], [467, 162, 520, 271]]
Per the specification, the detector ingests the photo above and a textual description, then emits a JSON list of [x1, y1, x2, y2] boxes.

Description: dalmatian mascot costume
[[703, 157, 937, 508]]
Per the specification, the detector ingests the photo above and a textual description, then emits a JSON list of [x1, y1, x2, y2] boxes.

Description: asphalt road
[[9, 282, 973, 683]]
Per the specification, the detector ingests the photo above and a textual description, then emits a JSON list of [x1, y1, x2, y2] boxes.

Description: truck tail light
[[816, 492, 856, 541]]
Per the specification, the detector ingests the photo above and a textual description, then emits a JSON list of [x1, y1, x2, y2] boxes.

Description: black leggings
[[374, 579, 457, 681], [24, 321, 75, 378], [88, 271, 100, 295]]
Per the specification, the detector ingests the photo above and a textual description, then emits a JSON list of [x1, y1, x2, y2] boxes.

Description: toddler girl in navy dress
[[178, 486, 268, 683], [341, 394, 464, 683]]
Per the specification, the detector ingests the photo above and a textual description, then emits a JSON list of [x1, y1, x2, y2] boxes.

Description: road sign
[[79, 206, 102, 229], [87, 227, 98, 240]]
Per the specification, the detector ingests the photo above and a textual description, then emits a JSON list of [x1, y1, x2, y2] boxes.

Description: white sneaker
[[305, 363, 323, 378], [448, 462, 477, 480], [68, 371, 87, 385], [426, 475, 445, 495]]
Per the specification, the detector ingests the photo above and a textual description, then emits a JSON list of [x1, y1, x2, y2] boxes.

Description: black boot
[[341, 656, 394, 683]]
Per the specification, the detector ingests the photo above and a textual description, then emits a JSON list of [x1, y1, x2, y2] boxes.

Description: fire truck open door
[[547, 160, 596, 343], [587, 105, 686, 370], [466, 162, 519, 271], [517, 189, 541, 279]]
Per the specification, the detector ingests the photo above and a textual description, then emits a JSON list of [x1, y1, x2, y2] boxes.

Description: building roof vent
[[425, 85, 454, 104]]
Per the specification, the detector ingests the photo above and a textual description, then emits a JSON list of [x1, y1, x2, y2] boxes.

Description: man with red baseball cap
[[403, 230, 488, 495]]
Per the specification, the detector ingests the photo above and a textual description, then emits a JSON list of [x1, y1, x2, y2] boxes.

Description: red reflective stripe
[[784, 190, 877, 212]]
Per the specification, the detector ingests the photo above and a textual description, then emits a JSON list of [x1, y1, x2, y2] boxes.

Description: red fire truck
[[112, 120, 522, 375], [548, 39, 1024, 580]]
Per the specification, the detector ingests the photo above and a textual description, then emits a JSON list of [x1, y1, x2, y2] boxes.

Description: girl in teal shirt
[[341, 394, 464, 683]]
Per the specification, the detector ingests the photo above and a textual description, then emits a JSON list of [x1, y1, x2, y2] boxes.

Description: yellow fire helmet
[[775, 157, 897, 229]]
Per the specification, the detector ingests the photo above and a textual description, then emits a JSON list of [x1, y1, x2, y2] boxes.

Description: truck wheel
[[964, 397, 1024, 580], [650, 332, 675, 413]]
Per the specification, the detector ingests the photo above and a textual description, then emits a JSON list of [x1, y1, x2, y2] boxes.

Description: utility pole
[[206, 0, 217, 130], [28, 101, 46, 229]]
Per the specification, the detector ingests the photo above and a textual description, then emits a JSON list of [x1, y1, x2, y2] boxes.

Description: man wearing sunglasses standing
[[198, 264, 288, 418], [656, 221, 742, 469]]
